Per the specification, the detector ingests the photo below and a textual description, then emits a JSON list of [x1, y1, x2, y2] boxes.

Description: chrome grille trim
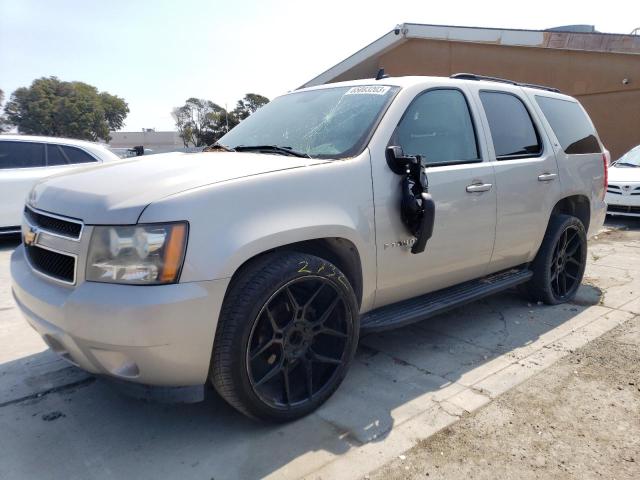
[[24, 205, 84, 241], [21, 207, 84, 286], [23, 242, 78, 286]]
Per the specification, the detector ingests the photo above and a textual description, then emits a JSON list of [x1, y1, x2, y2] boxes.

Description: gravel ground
[[370, 314, 640, 480]]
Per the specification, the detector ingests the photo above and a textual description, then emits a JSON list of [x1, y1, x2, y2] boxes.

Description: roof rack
[[450, 73, 560, 93]]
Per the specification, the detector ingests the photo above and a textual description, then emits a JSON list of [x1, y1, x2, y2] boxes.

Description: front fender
[[139, 153, 377, 310]]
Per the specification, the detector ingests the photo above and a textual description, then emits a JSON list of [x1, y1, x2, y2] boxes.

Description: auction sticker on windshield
[[345, 86, 391, 95]]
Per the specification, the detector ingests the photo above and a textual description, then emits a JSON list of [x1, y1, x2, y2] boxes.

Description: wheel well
[[551, 195, 591, 232], [233, 238, 364, 308]]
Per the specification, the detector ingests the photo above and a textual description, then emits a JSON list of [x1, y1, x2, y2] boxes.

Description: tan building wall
[[331, 38, 640, 160]]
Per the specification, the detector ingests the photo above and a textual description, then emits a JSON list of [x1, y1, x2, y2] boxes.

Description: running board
[[360, 268, 533, 333]]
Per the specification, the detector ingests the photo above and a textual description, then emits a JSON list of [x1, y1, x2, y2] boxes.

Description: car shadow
[[604, 214, 640, 231], [0, 234, 21, 251], [0, 280, 603, 479]]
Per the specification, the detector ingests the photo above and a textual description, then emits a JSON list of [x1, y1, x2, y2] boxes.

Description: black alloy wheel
[[549, 224, 584, 299], [246, 276, 352, 409], [211, 252, 359, 422], [523, 214, 587, 305]]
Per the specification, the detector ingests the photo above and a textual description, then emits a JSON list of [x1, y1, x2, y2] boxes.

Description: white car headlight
[[86, 223, 188, 285]]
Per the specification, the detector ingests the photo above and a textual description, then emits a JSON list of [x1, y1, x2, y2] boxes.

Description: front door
[[371, 88, 497, 308]]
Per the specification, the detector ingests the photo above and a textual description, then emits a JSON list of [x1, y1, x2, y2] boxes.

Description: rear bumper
[[11, 245, 230, 386], [588, 198, 607, 237]]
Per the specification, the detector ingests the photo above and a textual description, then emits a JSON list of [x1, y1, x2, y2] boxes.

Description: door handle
[[466, 183, 493, 193], [538, 173, 558, 182]]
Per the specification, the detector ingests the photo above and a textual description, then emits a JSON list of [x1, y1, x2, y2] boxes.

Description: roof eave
[[298, 28, 406, 89]]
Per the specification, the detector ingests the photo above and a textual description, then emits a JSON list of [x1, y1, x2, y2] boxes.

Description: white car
[[0, 135, 121, 234], [606, 145, 640, 217]]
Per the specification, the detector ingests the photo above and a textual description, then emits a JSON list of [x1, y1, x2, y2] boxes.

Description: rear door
[[473, 88, 562, 272], [0, 141, 46, 229], [371, 87, 497, 307]]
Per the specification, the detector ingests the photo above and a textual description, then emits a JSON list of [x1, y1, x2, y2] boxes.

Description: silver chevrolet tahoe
[[11, 74, 608, 421]]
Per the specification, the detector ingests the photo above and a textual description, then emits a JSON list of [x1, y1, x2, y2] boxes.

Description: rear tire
[[523, 214, 587, 305], [211, 251, 359, 422]]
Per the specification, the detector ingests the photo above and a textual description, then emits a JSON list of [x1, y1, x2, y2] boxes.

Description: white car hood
[[28, 151, 327, 224], [609, 165, 640, 183]]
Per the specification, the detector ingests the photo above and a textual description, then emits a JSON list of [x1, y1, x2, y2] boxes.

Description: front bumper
[[11, 245, 229, 386], [605, 191, 640, 217]]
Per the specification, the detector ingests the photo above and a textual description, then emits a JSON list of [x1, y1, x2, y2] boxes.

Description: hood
[[609, 164, 640, 183], [29, 151, 327, 224]]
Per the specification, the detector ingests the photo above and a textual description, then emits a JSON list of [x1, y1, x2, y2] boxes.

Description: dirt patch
[[370, 316, 640, 480]]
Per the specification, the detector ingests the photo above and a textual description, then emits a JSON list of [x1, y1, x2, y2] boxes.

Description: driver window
[[393, 89, 479, 165]]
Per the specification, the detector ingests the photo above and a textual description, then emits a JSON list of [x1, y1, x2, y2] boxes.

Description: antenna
[[376, 68, 389, 80]]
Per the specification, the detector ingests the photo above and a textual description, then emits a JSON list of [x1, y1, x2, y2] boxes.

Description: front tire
[[211, 252, 359, 422], [523, 214, 587, 305]]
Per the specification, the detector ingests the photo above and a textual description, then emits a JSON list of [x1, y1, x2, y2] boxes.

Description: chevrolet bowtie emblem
[[24, 226, 38, 246]]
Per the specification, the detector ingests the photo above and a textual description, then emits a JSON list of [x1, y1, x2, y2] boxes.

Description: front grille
[[607, 184, 640, 196], [24, 207, 82, 239], [608, 204, 640, 214], [25, 244, 75, 283]]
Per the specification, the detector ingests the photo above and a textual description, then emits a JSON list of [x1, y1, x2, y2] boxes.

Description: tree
[[172, 97, 227, 147], [4, 77, 128, 141], [0, 88, 8, 133], [172, 93, 269, 147], [229, 93, 269, 127]]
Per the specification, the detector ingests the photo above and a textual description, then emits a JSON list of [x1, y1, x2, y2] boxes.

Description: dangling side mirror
[[411, 192, 435, 254], [386, 145, 417, 174], [386, 145, 436, 254]]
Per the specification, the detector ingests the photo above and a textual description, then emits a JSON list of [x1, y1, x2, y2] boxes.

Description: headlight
[[86, 223, 188, 285]]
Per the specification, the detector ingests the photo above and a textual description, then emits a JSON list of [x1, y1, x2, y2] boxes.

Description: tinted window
[[480, 92, 542, 159], [535, 96, 601, 154], [46, 144, 69, 166], [59, 145, 96, 164], [394, 89, 479, 165], [0, 141, 46, 169]]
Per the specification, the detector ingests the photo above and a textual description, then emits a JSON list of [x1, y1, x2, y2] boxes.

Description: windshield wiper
[[615, 162, 639, 168], [203, 142, 235, 152], [234, 145, 311, 158]]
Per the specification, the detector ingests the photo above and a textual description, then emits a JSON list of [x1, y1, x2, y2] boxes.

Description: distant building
[[302, 23, 640, 159], [109, 129, 186, 155]]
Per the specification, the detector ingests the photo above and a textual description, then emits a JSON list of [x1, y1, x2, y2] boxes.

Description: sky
[[1, 0, 637, 132]]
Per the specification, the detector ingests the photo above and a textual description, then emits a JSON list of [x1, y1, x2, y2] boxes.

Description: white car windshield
[[217, 85, 399, 159], [616, 146, 640, 167]]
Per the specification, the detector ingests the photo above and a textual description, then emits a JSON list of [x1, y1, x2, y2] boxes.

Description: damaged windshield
[[217, 85, 399, 159]]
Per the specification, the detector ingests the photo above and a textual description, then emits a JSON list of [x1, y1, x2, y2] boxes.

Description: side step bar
[[360, 268, 533, 333]]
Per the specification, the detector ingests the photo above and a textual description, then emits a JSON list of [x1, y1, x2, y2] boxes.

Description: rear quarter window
[[46, 144, 97, 165], [535, 96, 601, 154]]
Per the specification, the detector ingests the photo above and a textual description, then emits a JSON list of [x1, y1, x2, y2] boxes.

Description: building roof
[[301, 23, 640, 88]]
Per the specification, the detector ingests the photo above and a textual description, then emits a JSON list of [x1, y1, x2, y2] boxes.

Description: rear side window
[[393, 89, 479, 165], [535, 96, 601, 154], [46, 144, 95, 165], [480, 92, 542, 159], [46, 144, 69, 166], [0, 141, 46, 169]]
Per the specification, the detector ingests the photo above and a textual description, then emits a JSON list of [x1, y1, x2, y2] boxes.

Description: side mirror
[[388, 145, 435, 254], [411, 192, 435, 254], [386, 145, 418, 174]]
